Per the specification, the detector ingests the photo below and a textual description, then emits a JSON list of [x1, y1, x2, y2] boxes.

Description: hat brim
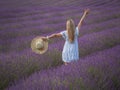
[[31, 36, 48, 54]]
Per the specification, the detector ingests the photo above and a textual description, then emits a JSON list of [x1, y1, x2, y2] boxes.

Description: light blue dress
[[60, 27, 79, 62]]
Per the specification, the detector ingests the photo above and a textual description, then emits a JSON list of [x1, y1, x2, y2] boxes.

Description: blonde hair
[[66, 19, 75, 43]]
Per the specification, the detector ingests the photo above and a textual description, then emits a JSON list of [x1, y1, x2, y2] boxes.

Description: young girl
[[43, 9, 89, 65]]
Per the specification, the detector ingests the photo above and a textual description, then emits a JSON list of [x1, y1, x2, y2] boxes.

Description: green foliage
[[47, 49, 63, 67], [87, 66, 108, 90], [69, 77, 86, 90], [111, 76, 120, 89], [0, 77, 9, 90]]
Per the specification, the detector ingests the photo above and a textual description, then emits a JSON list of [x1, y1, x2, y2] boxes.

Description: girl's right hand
[[84, 9, 90, 14], [41, 37, 48, 41]]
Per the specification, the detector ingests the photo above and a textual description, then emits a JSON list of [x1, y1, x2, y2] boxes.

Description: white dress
[[60, 27, 79, 62]]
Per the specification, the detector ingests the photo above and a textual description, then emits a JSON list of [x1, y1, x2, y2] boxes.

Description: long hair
[[66, 19, 75, 43]]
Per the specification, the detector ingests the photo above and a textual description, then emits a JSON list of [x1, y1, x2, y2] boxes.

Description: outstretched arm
[[42, 33, 62, 41], [77, 9, 89, 30], [47, 33, 62, 39]]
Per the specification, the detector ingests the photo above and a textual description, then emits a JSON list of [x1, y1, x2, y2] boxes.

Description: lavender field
[[0, 0, 120, 90]]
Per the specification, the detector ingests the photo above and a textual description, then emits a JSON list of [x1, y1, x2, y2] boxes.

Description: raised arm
[[77, 9, 89, 30]]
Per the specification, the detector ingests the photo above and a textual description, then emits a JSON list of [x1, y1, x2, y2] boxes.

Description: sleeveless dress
[[60, 27, 79, 62]]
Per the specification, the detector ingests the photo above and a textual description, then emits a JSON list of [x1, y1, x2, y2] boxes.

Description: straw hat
[[31, 36, 48, 54]]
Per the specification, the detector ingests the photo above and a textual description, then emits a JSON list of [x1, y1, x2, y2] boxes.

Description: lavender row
[[0, 47, 63, 90], [1, 7, 119, 28], [1, 27, 120, 89], [0, 18, 120, 52], [1, 24, 119, 60], [6, 44, 120, 90], [0, 8, 83, 23], [48, 27, 120, 56], [0, 14, 119, 39], [1, 26, 120, 61], [0, 0, 119, 12], [1, 24, 120, 55], [0, 4, 119, 22], [0, 0, 90, 11], [54, 0, 119, 8], [0, 0, 84, 18], [1, 12, 119, 36], [0, 0, 120, 90], [1, 11, 119, 38], [0, 0, 119, 21]]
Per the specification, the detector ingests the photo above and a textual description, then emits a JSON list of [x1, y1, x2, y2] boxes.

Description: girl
[[43, 9, 89, 65]]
